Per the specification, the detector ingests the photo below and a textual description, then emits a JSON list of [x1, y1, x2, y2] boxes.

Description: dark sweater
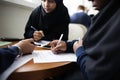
[[0, 46, 19, 74], [67, 0, 120, 80]]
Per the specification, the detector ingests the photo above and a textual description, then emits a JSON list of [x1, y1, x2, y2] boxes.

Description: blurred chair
[[68, 23, 87, 41]]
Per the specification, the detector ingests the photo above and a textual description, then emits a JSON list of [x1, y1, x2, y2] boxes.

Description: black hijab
[[39, 0, 68, 29], [83, 0, 120, 79], [24, 0, 70, 41]]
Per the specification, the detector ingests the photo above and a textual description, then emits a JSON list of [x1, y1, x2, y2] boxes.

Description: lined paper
[[32, 50, 77, 63]]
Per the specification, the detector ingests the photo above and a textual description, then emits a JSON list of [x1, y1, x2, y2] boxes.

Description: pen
[[31, 26, 45, 37], [31, 26, 37, 31], [56, 34, 63, 46]]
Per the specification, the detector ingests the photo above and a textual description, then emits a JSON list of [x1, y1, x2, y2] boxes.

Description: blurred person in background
[[70, 5, 91, 28]]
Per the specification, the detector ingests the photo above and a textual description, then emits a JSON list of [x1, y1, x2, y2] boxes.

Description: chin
[[45, 11, 50, 13]]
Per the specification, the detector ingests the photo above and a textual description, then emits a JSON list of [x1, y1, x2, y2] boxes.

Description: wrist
[[16, 46, 23, 58]]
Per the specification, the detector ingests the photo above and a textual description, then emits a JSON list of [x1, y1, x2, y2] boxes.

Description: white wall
[[0, 1, 40, 39]]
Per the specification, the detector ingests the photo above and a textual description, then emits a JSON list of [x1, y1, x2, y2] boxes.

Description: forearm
[[76, 46, 88, 80], [65, 40, 77, 53], [0, 46, 19, 74]]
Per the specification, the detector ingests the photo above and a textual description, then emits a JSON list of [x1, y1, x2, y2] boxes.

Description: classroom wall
[[0, 1, 35, 39]]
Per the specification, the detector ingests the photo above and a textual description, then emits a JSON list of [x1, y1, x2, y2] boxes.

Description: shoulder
[[58, 5, 69, 14]]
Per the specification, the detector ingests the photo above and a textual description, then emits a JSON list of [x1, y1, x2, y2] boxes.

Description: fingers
[[50, 40, 66, 54], [52, 50, 64, 54], [33, 31, 44, 41], [78, 37, 83, 44], [21, 38, 34, 44], [54, 43, 62, 50], [39, 30, 44, 37], [73, 40, 83, 53], [50, 40, 58, 48], [26, 38, 34, 42]]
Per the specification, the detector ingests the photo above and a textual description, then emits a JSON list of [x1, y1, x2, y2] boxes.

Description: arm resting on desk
[[0, 46, 19, 74]]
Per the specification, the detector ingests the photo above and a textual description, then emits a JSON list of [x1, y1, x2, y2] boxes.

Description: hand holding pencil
[[50, 34, 67, 54], [31, 26, 44, 41], [56, 34, 63, 46], [33, 30, 44, 41]]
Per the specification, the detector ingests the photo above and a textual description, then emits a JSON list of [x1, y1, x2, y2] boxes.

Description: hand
[[50, 40, 67, 54], [73, 39, 83, 53], [13, 38, 35, 54], [33, 30, 44, 41]]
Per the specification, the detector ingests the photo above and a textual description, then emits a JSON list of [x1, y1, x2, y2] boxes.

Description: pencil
[[31, 26, 44, 37], [56, 34, 63, 46], [31, 26, 37, 31]]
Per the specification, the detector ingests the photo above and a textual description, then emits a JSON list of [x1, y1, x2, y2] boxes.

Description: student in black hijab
[[50, 0, 120, 80], [24, 0, 70, 41]]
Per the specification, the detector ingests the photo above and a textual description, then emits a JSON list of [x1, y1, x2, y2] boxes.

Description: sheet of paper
[[34, 40, 50, 47], [32, 50, 77, 63], [0, 54, 33, 80]]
